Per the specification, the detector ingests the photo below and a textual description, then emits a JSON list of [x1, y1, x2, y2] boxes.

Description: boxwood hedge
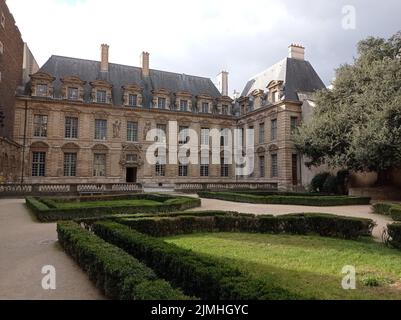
[[198, 191, 371, 206], [91, 221, 301, 300], [26, 194, 201, 222], [57, 221, 189, 300], [387, 223, 401, 249]]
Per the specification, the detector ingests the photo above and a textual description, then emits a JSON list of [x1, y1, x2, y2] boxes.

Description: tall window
[[271, 154, 278, 178], [271, 119, 278, 141], [259, 156, 265, 178], [259, 123, 265, 144], [222, 105, 229, 115], [96, 90, 107, 103], [180, 100, 188, 112], [68, 87, 79, 100], [158, 97, 166, 109], [179, 126, 189, 145], [155, 124, 167, 143], [201, 102, 209, 113], [36, 84, 48, 97], [95, 119, 107, 140], [220, 157, 229, 177], [128, 94, 137, 107], [291, 117, 299, 134], [201, 128, 210, 146], [34, 115, 48, 137], [65, 117, 78, 139], [155, 162, 166, 176], [32, 152, 46, 177], [64, 153, 77, 177], [200, 154, 209, 177], [178, 165, 188, 177], [220, 128, 229, 146], [93, 154, 106, 177], [127, 121, 138, 142]]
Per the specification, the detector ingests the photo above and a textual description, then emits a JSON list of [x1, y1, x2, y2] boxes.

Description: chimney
[[288, 44, 305, 60], [140, 52, 150, 77], [217, 71, 229, 96], [100, 44, 109, 72]]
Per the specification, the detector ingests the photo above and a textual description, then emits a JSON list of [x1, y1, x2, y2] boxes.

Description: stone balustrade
[[174, 182, 278, 192]]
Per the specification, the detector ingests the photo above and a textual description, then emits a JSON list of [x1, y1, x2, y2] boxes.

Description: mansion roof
[[31, 55, 222, 107]]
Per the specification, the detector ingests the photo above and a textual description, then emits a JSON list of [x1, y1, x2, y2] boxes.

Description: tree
[[294, 32, 401, 186]]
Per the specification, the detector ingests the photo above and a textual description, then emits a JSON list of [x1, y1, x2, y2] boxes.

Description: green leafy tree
[[294, 32, 401, 186]]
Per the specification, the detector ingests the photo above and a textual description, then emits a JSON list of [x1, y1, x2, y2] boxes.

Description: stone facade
[[13, 44, 326, 190], [0, 0, 24, 138], [0, 137, 21, 183]]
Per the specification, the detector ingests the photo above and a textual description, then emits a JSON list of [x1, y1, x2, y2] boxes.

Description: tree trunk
[[376, 169, 392, 187]]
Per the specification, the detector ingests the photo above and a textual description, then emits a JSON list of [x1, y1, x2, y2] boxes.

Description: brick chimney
[[217, 71, 229, 96], [140, 52, 150, 77], [288, 44, 305, 60], [100, 44, 109, 72]]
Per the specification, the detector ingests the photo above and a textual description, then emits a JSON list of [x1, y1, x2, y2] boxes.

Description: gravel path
[[188, 197, 392, 241], [0, 199, 104, 300]]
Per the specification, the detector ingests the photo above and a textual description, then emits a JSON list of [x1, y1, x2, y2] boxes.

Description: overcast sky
[[7, 0, 401, 94]]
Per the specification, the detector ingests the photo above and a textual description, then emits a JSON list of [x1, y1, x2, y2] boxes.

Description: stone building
[[13, 44, 325, 189], [0, 136, 21, 183], [0, 0, 24, 138]]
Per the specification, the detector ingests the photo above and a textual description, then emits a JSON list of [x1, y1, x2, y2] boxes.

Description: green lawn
[[55, 199, 162, 209], [164, 233, 401, 300]]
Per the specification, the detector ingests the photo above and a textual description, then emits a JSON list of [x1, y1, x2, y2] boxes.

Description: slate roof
[[241, 57, 325, 101], [36, 55, 222, 107]]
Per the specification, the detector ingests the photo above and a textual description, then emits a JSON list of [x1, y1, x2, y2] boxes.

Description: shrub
[[386, 223, 401, 249], [92, 221, 299, 300], [117, 213, 374, 240], [57, 221, 188, 300], [197, 192, 371, 206], [390, 205, 401, 221], [310, 172, 331, 193], [336, 170, 350, 195], [26, 195, 201, 222], [372, 203, 395, 216], [322, 175, 338, 194]]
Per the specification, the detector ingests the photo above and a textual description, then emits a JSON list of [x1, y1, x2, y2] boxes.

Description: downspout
[[20, 100, 28, 184]]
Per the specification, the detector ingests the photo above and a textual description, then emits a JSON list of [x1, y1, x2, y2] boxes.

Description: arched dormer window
[[30, 72, 56, 98], [123, 84, 143, 108], [61, 76, 86, 101], [90, 80, 113, 104], [267, 80, 284, 104], [152, 88, 171, 110]]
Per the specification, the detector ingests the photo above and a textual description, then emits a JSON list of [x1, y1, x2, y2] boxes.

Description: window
[[291, 117, 299, 134], [65, 117, 78, 139], [201, 128, 210, 146], [34, 115, 48, 137], [36, 84, 48, 97], [259, 156, 265, 178], [96, 90, 107, 103], [1, 12, 5, 29], [180, 100, 188, 112], [155, 163, 166, 177], [259, 123, 265, 144], [127, 121, 138, 142], [200, 154, 209, 177], [93, 154, 106, 176], [222, 105, 229, 115], [95, 119, 107, 140], [220, 157, 229, 177], [220, 128, 229, 146], [179, 126, 189, 145], [68, 87, 79, 100], [271, 119, 278, 141], [126, 154, 138, 162], [201, 102, 209, 113], [155, 124, 167, 143], [178, 165, 188, 177], [64, 153, 77, 177], [128, 94, 137, 107], [32, 152, 46, 177], [271, 154, 278, 178], [158, 97, 166, 109]]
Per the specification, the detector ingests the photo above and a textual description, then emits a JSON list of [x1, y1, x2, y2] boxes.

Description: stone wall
[[0, 137, 21, 183]]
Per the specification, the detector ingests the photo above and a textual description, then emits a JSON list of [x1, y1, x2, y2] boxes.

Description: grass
[[55, 199, 162, 209], [164, 233, 401, 300]]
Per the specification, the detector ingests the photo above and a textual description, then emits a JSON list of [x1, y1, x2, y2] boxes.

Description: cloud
[[7, 0, 401, 93]]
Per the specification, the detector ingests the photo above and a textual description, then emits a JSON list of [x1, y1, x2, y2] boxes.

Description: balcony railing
[[174, 182, 278, 192]]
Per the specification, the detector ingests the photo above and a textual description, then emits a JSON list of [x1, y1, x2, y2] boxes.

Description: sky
[[7, 0, 401, 95]]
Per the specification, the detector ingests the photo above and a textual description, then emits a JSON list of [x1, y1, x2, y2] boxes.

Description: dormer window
[[180, 100, 188, 112], [96, 90, 107, 103], [158, 97, 166, 109], [267, 80, 284, 104], [222, 105, 229, 115], [36, 84, 48, 97], [68, 87, 79, 100], [201, 102, 209, 114], [128, 94, 137, 107]]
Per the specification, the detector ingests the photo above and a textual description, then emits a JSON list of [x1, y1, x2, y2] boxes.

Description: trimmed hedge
[[372, 203, 395, 216], [118, 213, 374, 240], [57, 221, 188, 300], [387, 223, 401, 249], [390, 205, 401, 221], [91, 221, 301, 300], [198, 191, 371, 206], [26, 195, 200, 222]]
